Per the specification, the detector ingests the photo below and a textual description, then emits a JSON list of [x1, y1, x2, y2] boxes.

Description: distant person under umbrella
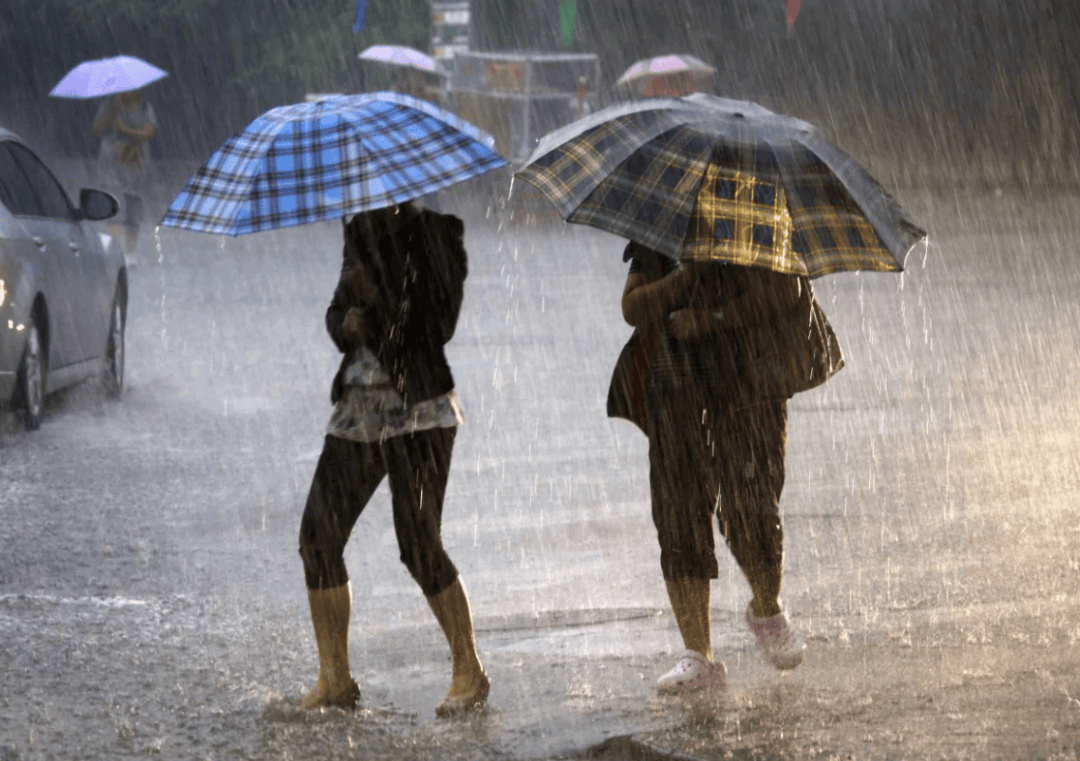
[[298, 201, 489, 716], [93, 88, 156, 251]]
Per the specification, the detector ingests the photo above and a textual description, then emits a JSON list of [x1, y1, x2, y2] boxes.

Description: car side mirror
[[78, 188, 119, 221]]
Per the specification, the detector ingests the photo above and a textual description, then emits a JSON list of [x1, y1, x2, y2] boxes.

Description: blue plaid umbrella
[[516, 94, 925, 278], [160, 92, 507, 236]]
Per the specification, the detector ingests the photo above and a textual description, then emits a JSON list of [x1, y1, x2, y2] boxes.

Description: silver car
[[0, 127, 126, 430]]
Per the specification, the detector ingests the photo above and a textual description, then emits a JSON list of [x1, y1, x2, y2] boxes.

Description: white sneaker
[[657, 649, 727, 693], [747, 604, 805, 670]]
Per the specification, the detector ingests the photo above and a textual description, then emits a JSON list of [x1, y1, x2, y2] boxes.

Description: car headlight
[[0, 278, 6, 307]]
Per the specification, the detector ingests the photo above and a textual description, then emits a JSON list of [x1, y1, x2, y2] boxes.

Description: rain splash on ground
[[2, 184, 1080, 760]]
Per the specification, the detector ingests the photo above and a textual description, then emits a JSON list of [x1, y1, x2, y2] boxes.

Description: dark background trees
[[0, 0, 425, 157], [1, 0, 1075, 184]]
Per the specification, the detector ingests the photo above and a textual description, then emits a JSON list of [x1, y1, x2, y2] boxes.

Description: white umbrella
[[359, 45, 444, 76], [614, 53, 715, 97], [50, 55, 168, 99]]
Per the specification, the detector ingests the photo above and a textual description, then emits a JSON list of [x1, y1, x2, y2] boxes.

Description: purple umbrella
[[50, 55, 168, 99]]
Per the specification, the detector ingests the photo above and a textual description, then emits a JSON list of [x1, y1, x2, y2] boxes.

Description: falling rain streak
[[2, 1, 1080, 760]]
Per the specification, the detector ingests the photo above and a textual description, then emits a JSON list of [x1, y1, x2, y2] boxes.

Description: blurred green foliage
[[0, 0, 429, 155], [1, 0, 429, 97]]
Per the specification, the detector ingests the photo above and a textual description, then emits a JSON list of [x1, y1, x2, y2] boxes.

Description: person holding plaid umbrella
[[159, 93, 507, 714], [517, 94, 924, 692], [299, 200, 489, 715], [616, 240, 812, 691]]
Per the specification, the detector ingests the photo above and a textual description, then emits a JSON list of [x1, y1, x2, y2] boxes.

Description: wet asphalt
[[2, 186, 1080, 760]]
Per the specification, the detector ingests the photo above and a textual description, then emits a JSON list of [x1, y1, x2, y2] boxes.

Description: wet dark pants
[[299, 427, 459, 596], [648, 394, 787, 585]]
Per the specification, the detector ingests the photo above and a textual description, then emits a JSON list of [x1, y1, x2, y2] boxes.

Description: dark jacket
[[328, 207, 467, 406], [607, 243, 844, 430]]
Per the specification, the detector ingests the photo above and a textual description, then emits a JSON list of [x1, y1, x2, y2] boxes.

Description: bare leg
[[656, 577, 725, 691], [747, 568, 783, 618], [426, 577, 490, 716], [665, 577, 713, 659], [108, 223, 125, 251], [302, 583, 360, 709], [124, 223, 140, 253]]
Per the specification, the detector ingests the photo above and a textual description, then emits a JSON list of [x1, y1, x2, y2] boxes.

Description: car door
[[0, 141, 95, 367], [13, 144, 114, 363]]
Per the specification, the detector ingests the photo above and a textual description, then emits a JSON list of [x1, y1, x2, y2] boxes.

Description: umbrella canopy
[[614, 54, 715, 97], [359, 45, 444, 75], [50, 55, 168, 99], [515, 94, 926, 278], [160, 92, 506, 236]]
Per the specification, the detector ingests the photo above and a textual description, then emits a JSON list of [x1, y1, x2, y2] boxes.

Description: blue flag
[[353, 0, 367, 33]]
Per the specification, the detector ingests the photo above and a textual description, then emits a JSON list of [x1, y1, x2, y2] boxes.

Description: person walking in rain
[[298, 201, 489, 715], [610, 239, 837, 692], [92, 88, 156, 252]]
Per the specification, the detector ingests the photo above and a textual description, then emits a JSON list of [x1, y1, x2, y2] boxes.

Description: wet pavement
[[2, 185, 1080, 760]]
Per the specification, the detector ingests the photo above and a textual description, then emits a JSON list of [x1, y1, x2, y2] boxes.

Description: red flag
[[786, 0, 801, 26]]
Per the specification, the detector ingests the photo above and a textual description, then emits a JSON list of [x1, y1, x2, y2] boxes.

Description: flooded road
[[2, 188, 1080, 760]]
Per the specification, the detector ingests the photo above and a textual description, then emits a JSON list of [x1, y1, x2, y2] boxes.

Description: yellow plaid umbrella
[[516, 94, 925, 277]]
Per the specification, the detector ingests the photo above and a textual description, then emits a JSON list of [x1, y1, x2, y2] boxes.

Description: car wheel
[[103, 294, 125, 399], [17, 323, 45, 431]]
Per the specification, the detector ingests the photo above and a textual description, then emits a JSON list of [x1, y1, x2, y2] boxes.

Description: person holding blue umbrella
[[160, 92, 507, 715], [298, 200, 488, 715]]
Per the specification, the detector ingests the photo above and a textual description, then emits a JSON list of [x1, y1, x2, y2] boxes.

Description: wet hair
[[340, 202, 425, 306], [343, 201, 420, 253]]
